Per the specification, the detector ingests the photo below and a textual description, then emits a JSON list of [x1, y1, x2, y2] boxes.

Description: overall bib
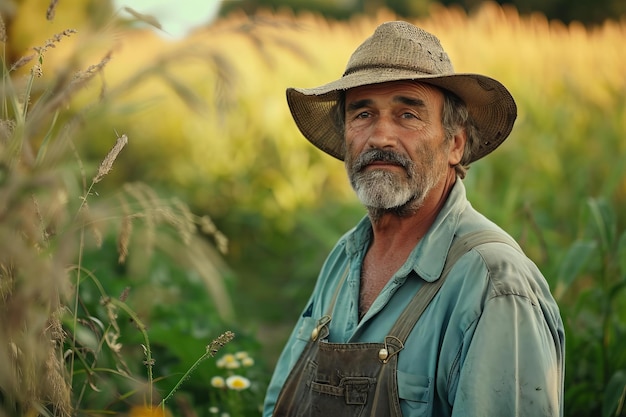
[[273, 231, 519, 417]]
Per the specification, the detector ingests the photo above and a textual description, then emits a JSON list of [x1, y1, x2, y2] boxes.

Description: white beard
[[352, 169, 416, 209], [347, 147, 439, 213]]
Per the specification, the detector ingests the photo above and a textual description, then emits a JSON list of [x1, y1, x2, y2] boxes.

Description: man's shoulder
[[468, 239, 549, 305]]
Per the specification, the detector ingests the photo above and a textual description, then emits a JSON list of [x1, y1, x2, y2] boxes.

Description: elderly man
[[263, 21, 564, 417]]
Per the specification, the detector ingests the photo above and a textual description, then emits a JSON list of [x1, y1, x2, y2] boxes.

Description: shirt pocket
[[397, 370, 432, 415]]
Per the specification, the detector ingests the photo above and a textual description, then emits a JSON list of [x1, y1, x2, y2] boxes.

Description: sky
[[112, 0, 226, 38]]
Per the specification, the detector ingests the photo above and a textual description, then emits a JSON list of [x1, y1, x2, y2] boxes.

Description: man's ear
[[448, 128, 466, 166]]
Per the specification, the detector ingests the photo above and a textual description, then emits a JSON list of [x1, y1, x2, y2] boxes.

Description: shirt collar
[[345, 179, 468, 282]]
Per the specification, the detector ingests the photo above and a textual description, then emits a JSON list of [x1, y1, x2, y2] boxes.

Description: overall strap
[[389, 230, 522, 343], [310, 263, 350, 341]]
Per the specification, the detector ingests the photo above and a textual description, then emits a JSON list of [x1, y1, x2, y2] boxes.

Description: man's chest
[[359, 250, 410, 319]]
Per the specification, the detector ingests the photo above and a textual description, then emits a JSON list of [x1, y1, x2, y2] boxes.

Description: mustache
[[353, 149, 412, 172]]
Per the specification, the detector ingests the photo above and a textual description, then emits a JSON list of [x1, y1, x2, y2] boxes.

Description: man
[[263, 21, 565, 417]]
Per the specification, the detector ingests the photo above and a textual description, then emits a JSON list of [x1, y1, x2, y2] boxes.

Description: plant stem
[[109, 298, 154, 406], [69, 227, 85, 409], [159, 350, 212, 407], [160, 331, 235, 407]]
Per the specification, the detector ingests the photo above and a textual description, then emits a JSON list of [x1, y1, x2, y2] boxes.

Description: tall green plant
[[556, 198, 626, 417]]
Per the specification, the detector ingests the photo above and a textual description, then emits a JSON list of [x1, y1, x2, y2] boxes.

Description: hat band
[[343, 62, 447, 77]]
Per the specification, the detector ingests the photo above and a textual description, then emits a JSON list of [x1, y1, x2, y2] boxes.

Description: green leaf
[[555, 239, 598, 299], [603, 370, 626, 417], [587, 198, 617, 252], [34, 109, 60, 165], [618, 231, 626, 278]]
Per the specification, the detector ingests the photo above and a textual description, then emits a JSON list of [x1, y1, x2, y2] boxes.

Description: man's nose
[[367, 115, 397, 149]]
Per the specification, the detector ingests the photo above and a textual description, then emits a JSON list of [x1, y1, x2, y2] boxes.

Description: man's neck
[[367, 172, 456, 255]]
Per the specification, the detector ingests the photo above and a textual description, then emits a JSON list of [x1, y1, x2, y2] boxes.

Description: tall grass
[[0, 6, 236, 416]]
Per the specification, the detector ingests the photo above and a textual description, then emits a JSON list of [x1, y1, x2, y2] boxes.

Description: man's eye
[[401, 112, 418, 119], [356, 111, 370, 119]]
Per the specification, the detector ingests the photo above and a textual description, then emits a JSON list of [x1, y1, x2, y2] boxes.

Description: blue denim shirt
[[263, 180, 565, 417]]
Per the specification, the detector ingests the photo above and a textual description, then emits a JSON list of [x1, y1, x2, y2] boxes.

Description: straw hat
[[286, 21, 517, 163]]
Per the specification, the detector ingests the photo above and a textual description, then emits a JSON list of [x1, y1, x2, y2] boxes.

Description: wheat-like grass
[[93, 133, 128, 184], [0, 14, 7, 43], [1, 5, 238, 417], [8, 54, 36, 72], [117, 198, 133, 264], [32, 29, 78, 56], [121, 182, 158, 259], [46, 0, 59, 21], [159, 330, 236, 408], [43, 313, 71, 417]]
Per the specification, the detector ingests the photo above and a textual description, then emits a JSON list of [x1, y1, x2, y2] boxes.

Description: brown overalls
[[273, 231, 517, 417]]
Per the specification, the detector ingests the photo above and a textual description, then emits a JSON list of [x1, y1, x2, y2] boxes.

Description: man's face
[[344, 80, 462, 212]]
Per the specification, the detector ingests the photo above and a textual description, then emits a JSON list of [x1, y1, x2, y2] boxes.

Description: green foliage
[[558, 199, 626, 417]]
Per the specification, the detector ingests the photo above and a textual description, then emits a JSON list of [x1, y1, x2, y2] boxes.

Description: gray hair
[[441, 90, 479, 179]]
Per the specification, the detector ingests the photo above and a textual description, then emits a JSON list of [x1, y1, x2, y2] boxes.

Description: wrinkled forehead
[[344, 80, 446, 109]]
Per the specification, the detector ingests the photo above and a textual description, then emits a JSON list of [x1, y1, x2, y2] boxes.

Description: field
[[1, 1, 625, 416]]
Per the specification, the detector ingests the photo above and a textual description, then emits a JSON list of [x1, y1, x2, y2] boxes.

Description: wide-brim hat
[[286, 21, 517, 163]]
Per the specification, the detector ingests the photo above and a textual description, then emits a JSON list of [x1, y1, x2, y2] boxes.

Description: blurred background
[[1, 0, 625, 416]]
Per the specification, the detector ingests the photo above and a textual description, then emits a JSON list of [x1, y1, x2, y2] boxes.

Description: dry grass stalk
[[2, 4, 236, 413], [9, 54, 36, 72], [46, 0, 60, 21], [73, 51, 112, 83], [0, 14, 7, 43], [122, 182, 157, 257], [0, 236, 73, 416], [1, 22, 94, 415], [34, 51, 113, 123], [43, 313, 72, 417], [118, 202, 132, 264], [93, 134, 128, 184], [119, 286, 130, 302], [122, 7, 163, 30], [0, 119, 16, 142], [213, 231, 228, 255], [112, 182, 234, 319], [167, 198, 195, 245], [33, 29, 78, 56], [199, 216, 229, 254], [31, 194, 50, 245], [31, 63, 43, 78], [98, 296, 133, 376], [199, 215, 228, 254], [0, 265, 14, 304]]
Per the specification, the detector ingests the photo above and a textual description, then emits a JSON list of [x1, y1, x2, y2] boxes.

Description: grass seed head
[[0, 14, 6, 43], [46, 0, 60, 21], [93, 134, 128, 184]]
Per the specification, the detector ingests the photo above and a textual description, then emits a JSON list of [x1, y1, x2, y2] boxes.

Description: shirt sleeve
[[262, 300, 317, 417], [450, 292, 564, 417]]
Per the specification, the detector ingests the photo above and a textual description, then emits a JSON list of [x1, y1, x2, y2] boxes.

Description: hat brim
[[286, 70, 517, 163]]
